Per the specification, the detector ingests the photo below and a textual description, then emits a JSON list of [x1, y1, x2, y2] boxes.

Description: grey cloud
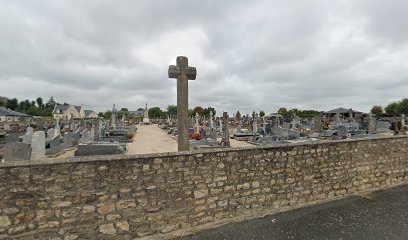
[[1, 0, 408, 115]]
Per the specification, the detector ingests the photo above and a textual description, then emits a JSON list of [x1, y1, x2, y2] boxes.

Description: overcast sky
[[1, 0, 407, 115]]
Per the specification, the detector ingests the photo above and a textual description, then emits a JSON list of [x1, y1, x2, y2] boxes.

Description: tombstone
[[90, 126, 95, 140], [55, 119, 61, 136], [253, 114, 258, 133], [237, 119, 242, 133], [30, 131, 46, 160], [47, 128, 56, 140], [111, 104, 117, 128], [168, 56, 197, 151], [401, 114, 406, 130], [314, 114, 322, 132], [3, 142, 31, 161], [75, 142, 126, 156], [6, 132, 19, 143], [282, 122, 291, 129], [221, 112, 230, 147], [195, 112, 200, 133], [61, 132, 73, 149], [337, 126, 348, 137], [47, 135, 60, 155], [26, 126, 34, 134], [22, 132, 33, 144], [72, 129, 81, 145], [368, 113, 375, 133], [218, 119, 223, 132]]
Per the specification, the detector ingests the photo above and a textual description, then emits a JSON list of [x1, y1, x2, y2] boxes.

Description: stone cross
[[221, 112, 230, 147], [168, 56, 197, 151]]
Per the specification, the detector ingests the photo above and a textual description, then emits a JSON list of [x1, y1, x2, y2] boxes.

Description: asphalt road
[[181, 184, 408, 240]]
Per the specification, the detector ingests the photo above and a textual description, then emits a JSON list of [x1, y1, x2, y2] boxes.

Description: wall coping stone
[[1, 134, 407, 168]]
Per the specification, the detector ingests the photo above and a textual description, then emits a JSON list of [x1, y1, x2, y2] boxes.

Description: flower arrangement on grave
[[190, 133, 202, 140]]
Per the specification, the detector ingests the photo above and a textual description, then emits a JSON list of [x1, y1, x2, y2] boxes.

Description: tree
[[370, 106, 383, 115], [46, 96, 56, 108], [137, 108, 144, 111], [384, 102, 400, 116], [203, 106, 216, 118], [26, 106, 40, 116], [148, 107, 165, 118], [236, 111, 241, 120], [252, 111, 256, 118], [167, 105, 177, 117], [192, 106, 204, 117], [36, 97, 44, 110], [103, 111, 112, 119], [399, 98, 408, 115], [278, 107, 288, 116], [98, 112, 104, 117], [259, 110, 265, 118], [6, 98, 18, 110]]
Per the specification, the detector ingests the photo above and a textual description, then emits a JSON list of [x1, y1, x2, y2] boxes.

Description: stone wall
[[1, 136, 407, 239]]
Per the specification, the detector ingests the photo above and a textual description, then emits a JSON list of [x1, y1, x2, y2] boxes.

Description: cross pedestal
[[168, 56, 197, 151]]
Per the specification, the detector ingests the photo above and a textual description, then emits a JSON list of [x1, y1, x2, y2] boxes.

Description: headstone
[[401, 114, 406, 130], [6, 132, 19, 143], [55, 119, 61, 136], [62, 132, 73, 149], [47, 135, 60, 155], [368, 113, 375, 133], [221, 112, 230, 147], [168, 56, 197, 151], [337, 126, 348, 137], [47, 128, 55, 140], [3, 142, 31, 161], [253, 114, 258, 133], [314, 114, 322, 132], [26, 126, 34, 134], [112, 104, 117, 128], [22, 132, 33, 144], [195, 112, 200, 133], [75, 142, 126, 156], [30, 131, 46, 160], [237, 119, 242, 133], [219, 119, 223, 132], [72, 129, 81, 145]]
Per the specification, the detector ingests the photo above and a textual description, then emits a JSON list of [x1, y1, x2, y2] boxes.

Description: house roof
[[325, 108, 362, 114], [0, 107, 30, 117], [84, 110, 96, 117], [75, 105, 82, 112], [129, 111, 144, 116], [52, 104, 70, 114]]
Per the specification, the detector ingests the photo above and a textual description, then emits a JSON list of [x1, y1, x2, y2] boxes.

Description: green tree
[[370, 106, 383, 115], [385, 102, 400, 116], [399, 98, 408, 115], [259, 110, 265, 118], [98, 112, 104, 117], [104, 111, 112, 119], [252, 111, 256, 118], [26, 106, 40, 116], [167, 105, 177, 117], [148, 107, 164, 118], [137, 107, 144, 111], [36, 97, 44, 110], [278, 107, 288, 116], [6, 98, 18, 110], [236, 111, 241, 120]]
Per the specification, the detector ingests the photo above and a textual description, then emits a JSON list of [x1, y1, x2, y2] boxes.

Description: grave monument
[[168, 56, 197, 151]]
